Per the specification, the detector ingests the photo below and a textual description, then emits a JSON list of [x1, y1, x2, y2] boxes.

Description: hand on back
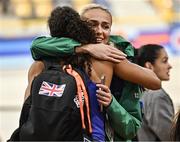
[[76, 43, 127, 63]]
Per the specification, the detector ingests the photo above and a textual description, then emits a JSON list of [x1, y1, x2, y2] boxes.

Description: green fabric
[[31, 36, 81, 60], [107, 83, 142, 141], [109, 35, 134, 57], [30, 35, 142, 141]]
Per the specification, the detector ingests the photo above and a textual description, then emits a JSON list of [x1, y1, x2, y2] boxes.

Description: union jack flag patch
[[39, 81, 66, 97]]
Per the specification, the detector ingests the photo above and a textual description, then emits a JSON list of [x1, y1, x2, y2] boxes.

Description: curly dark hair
[[48, 6, 96, 76]]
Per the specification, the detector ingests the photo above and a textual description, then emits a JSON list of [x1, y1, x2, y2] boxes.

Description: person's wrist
[[75, 44, 90, 54], [82, 44, 92, 53], [105, 96, 113, 110]]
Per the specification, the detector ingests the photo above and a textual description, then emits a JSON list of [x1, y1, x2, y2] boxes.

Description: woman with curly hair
[[46, 6, 96, 75]]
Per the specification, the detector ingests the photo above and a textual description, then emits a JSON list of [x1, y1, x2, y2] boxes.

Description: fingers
[[110, 50, 127, 59], [103, 56, 121, 63], [96, 84, 112, 107], [109, 46, 127, 57], [106, 46, 126, 63], [96, 83, 109, 90], [96, 93, 112, 107], [104, 56, 125, 63], [85, 43, 127, 63], [109, 53, 126, 61]]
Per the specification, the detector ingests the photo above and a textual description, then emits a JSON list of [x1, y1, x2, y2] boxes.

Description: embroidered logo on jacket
[[39, 81, 66, 97], [74, 92, 85, 108]]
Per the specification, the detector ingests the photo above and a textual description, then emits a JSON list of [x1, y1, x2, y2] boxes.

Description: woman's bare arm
[[24, 61, 44, 101], [114, 59, 161, 90]]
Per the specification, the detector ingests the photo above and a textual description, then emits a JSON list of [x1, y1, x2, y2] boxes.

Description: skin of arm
[[24, 61, 44, 101], [113, 59, 161, 90], [92, 58, 161, 91]]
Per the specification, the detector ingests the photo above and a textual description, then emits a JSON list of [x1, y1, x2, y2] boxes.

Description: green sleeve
[[109, 35, 134, 58], [106, 95, 142, 141], [31, 36, 81, 60]]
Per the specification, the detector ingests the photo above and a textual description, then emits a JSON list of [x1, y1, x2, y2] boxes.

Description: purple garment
[[86, 77, 105, 141]]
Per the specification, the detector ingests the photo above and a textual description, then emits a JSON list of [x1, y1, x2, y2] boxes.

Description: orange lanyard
[[65, 65, 92, 134]]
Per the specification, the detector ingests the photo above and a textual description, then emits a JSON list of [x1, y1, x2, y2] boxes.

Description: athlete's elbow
[[146, 79, 161, 90], [153, 79, 162, 90]]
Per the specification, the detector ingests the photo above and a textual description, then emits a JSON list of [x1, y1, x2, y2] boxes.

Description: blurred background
[[0, 0, 180, 141]]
